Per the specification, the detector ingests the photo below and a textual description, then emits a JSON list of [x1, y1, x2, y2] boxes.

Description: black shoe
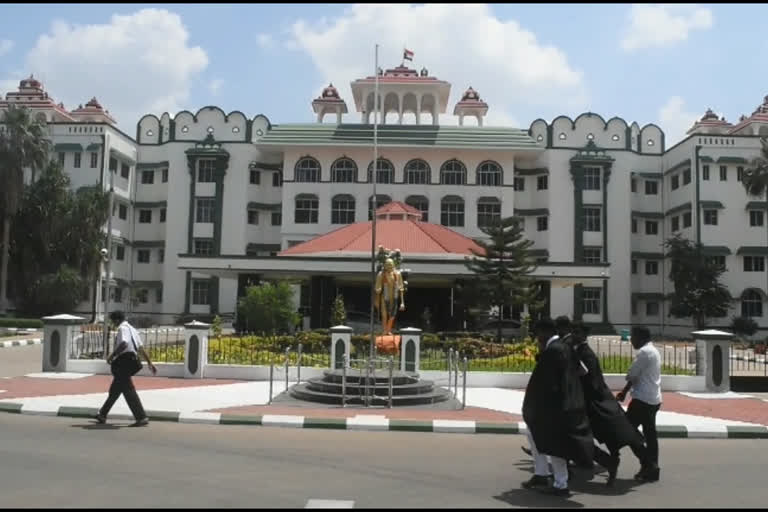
[[634, 467, 660, 482], [130, 417, 149, 427], [607, 457, 620, 487], [522, 475, 552, 490], [94, 413, 107, 424], [538, 485, 571, 497], [521, 446, 533, 457]]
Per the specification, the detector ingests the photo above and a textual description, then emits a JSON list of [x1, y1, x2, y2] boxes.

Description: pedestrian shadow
[[72, 422, 122, 430], [493, 489, 584, 508], [513, 459, 641, 497]]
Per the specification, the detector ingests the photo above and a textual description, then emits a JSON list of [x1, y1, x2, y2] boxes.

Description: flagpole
[[369, 43, 379, 360]]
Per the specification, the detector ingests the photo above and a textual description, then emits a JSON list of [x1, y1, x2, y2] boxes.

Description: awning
[[737, 246, 768, 256]]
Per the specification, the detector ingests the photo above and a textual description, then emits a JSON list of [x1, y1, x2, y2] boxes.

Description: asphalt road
[[1, 413, 767, 509]]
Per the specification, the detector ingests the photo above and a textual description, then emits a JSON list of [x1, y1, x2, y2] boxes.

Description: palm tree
[[742, 137, 768, 323], [0, 105, 51, 314]]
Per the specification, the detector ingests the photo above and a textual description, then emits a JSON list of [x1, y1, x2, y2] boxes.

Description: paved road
[[0, 344, 42, 378], [1, 414, 767, 508]]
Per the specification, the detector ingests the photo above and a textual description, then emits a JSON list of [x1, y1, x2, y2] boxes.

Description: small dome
[[85, 97, 103, 109], [321, 83, 339, 99], [701, 108, 718, 121], [461, 86, 480, 101], [20, 74, 42, 89], [420, 67, 428, 77]]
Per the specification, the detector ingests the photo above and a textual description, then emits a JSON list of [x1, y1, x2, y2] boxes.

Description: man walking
[[617, 326, 662, 482], [522, 317, 594, 496], [96, 311, 157, 426]]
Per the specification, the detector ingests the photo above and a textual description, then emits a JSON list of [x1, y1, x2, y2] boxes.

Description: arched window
[[477, 161, 502, 187], [331, 157, 357, 183], [440, 159, 467, 185], [294, 194, 319, 224], [404, 159, 430, 184], [741, 289, 763, 318], [367, 158, 394, 184], [331, 194, 356, 224], [368, 194, 392, 220], [477, 197, 501, 228], [441, 195, 465, 227], [295, 157, 321, 183], [405, 195, 429, 222]]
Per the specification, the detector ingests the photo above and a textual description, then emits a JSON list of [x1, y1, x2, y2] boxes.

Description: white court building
[[2, 68, 768, 336]]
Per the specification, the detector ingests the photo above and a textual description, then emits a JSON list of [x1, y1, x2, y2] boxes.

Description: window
[[109, 157, 117, 172], [368, 195, 392, 220], [295, 194, 319, 224], [247, 209, 259, 225], [514, 177, 525, 191], [584, 207, 601, 232], [156, 288, 163, 304], [121, 163, 130, 179], [272, 172, 282, 187], [295, 157, 321, 182], [196, 198, 215, 223], [741, 290, 763, 318], [671, 216, 679, 232], [706, 255, 726, 269], [367, 158, 394, 184], [583, 248, 602, 263], [331, 195, 356, 224], [477, 198, 501, 228], [440, 159, 467, 185], [719, 165, 727, 181], [191, 279, 210, 306], [141, 170, 154, 184], [537, 216, 548, 232], [74, 153, 81, 168], [683, 211, 692, 228], [249, 169, 260, 185], [631, 218, 638, 233], [582, 287, 601, 315], [159, 249, 165, 263], [440, 196, 465, 227], [646, 302, 660, 317], [645, 180, 658, 195], [631, 260, 638, 274], [537, 175, 548, 190], [116, 245, 125, 261], [90, 152, 98, 168], [702, 165, 710, 181], [114, 288, 123, 303], [631, 178, 637, 193], [137, 250, 150, 263], [162, 168, 168, 183], [160, 208, 166, 223], [744, 256, 765, 272], [750, 210, 764, 227], [197, 159, 215, 183], [584, 167, 601, 190], [477, 161, 502, 186], [683, 169, 691, 185], [271, 212, 282, 226], [645, 221, 658, 235], [671, 175, 679, 190], [193, 239, 214, 256], [58, 152, 65, 166], [703, 209, 718, 226], [139, 210, 152, 223], [645, 261, 659, 275], [118, 204, 127, 220], [405, 196, 429, 222], [332, 158, 357, 183], [737, 166, 744, 182]]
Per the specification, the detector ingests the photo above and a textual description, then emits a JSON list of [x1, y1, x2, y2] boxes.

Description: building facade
[[2, 69, 767, 336]]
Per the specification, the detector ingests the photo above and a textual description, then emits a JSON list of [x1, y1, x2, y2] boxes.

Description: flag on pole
[[403, 48, 414, 61]]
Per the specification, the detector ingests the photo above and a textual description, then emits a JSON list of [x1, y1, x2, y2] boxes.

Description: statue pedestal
[[375, 334, 401, 356]]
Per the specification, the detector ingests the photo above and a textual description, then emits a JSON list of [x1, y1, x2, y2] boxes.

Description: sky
[[1, 3, 767, 145]]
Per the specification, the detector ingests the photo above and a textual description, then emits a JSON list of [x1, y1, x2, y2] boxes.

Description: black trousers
[[99, 355, 147, 421], [625, 399, 661, 469], [593, 435, 649, 470]]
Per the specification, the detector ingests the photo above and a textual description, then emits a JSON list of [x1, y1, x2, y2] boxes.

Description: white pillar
[[336, 107, 342, 124], [458, 114, 464, 126], [399, 327, 421, 374], [432, 105, 438, 126], [42, 314, 86, 372], [692, 329, 733, 392], [317, 111, 323, 123], [330, 325, 352, 369], [416, 94, 422, 125], [477, 115, 484, 127], [184, 320, 210, 379]]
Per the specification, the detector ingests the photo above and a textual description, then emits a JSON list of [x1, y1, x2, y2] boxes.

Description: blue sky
[[1, 3, 766, 144]]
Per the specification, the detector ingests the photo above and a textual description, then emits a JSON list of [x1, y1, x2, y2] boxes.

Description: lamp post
[[102, 161, 115, 359]]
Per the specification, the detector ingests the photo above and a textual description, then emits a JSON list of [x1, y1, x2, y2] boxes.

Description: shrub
[[730, 316, 759, 339], [211, 315, 222, 339], [238, 281, 299, 334], [0, 317, 43, 329], [128, 316, 154, 329], [754, 344, 767, 355]]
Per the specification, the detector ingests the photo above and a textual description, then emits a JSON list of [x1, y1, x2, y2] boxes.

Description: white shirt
[[626, 342, 662, 405], [115, 321, 143, 354]]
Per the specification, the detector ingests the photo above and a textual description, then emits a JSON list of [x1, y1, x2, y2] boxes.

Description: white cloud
[[14, 8, 208, 128], [256, 33, 274, 49], [658, 96, 702, 145], [622, 4, 714, 52], [0, 39, 14, 57], [208, 78, 224, 96], [287, 4, 587, 127]]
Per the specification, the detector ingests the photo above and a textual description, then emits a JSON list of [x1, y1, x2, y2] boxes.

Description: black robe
[[522, 338, 594, 467], [574, 342, 644, 451]]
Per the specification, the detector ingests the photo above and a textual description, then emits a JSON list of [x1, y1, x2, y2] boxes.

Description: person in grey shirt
[[617, 326, 662, 482]]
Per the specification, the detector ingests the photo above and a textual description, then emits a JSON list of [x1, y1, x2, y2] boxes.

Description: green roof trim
[[632, 252, 665, 260], [632, 210, 664, 220], [634, 172, 662, 180], [700, 200, 725, 209], [250, 161, 282, 171], [514, 167, 548, 176], [699, 156, 714, 163], [701, 246, 732, 256], [130, 281, 163, 289], [737, 246, 768, 256], [246, 243, 281, 251], [717, 156, 748, 164], [136, 161, 169, 169], [132, 240, 165, 248], [133, 201, 167, 208], [664, 158, 691, 176], [746, 201, 768, 210], [85, 143, 102, 151], [257, 123, 539, 150], [514, 208, 549, 216], [569, 140, 615, 163], [54, 143, 83, 152], [247, 202, 282, 211], [666, 201, 692, 216], [632, 292, 665, 301]]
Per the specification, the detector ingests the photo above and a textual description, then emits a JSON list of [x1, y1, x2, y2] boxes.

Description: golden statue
[[374, 257, 406, 335]]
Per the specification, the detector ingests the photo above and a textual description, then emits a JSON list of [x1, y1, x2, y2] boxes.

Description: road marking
[[305, 499, 354, 508]]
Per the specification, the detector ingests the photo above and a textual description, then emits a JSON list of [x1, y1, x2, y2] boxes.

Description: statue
[[373, 246, 407, 335]]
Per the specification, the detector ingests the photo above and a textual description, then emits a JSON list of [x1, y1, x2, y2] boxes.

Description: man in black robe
[[522, 317, 594, 496], [570, 321, 651, 486]]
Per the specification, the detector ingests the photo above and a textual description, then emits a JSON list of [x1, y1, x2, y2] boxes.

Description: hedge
[[0, 318, 43, 329]]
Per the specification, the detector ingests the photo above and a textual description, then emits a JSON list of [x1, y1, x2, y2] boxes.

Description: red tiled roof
[[375, 201, 422, 217]]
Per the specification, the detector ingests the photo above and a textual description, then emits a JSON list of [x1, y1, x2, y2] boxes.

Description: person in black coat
[[570, 322, 652, 485], [522, 317, 594, 496]]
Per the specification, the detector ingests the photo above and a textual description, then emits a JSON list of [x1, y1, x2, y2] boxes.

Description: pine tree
[[464, 215, 541, 343], [331, 293, 347, 327]]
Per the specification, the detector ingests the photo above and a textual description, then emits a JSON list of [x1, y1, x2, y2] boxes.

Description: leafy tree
[[330, 294, 347, 326], [464, 215, 542, 343], [730, 316, 758, 340], [237, 281, 299, 335], [211, 314, 223, 340], [742, 137, 768, 309], [0, 106, 51, 313], [664, 233, 731, 329]]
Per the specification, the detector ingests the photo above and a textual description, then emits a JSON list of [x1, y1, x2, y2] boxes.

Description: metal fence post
[[341, 354, 347, 408], [269, 363, 274, 404], [454, 352, 459, 399], [462, 356, 468, 410], [447, 348, 453, 390], [388, 356, 394, 409], [297, 342, 303, 384], [284, 347, 291, 390]]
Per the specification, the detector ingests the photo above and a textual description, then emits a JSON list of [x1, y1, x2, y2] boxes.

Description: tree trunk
[[0, 215, 11, 315]]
